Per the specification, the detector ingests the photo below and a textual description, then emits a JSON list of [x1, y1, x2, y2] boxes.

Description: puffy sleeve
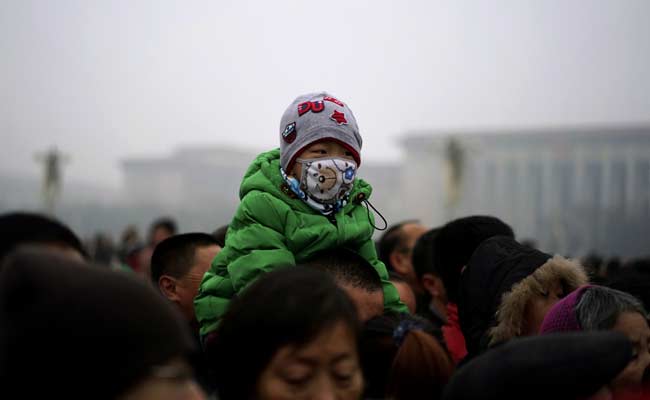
[[195, 191, 296, 336]]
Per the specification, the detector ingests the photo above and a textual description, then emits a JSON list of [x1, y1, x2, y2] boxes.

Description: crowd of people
[[1, 92, 650, 399]]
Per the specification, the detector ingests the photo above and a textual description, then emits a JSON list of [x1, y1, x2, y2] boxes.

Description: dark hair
[[360, 313, 452, 400], [150, 233, 218, 284], [606, 258, 650, 311], [625, 258, 650, 273], [412, 228, 441, 279], [211, 224, 229, 248], [378, 220, 419, 272], [302, 248, 382, 292], [0, 247, 194, 399], [211, 267, 360, 400], [433, 215, 514, 303], [0, 212, 87, 262], [149, 217, 177, 237]]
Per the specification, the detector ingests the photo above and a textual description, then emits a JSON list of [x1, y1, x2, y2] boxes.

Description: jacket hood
[[239, 149, 372, 213], [488, 255, 588, 345], [458, 236, 588, 357]]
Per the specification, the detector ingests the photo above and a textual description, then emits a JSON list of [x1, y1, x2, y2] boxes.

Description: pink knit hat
[[539, 285, 594, 334]]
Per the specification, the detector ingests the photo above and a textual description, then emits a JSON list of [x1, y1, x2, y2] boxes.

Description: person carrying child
[[195, 92, 408, 341]]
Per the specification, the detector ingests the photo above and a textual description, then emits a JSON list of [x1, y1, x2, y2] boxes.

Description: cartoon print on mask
[[312, 162, 337, 193], [301, 157, 356, 203], [280, 157, 357, 215]]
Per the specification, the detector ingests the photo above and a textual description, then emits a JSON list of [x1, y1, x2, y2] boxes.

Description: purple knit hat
[[539, 285, 594, 334]]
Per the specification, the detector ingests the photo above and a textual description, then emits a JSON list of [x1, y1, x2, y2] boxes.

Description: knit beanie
[[433, 215, 514, 304], [279, 92, 362, 172], [0, 247, 195, 399], [539, 285, 594, 334]]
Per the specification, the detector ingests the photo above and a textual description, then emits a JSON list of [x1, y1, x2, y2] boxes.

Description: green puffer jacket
[[195, 149, 407, 336]]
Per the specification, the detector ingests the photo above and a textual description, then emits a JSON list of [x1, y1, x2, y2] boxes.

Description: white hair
[[575, 286, 647, 330]]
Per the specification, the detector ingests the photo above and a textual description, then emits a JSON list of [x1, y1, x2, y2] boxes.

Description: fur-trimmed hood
[[458, 236, 588, 359], [488, 255, 588, 345]]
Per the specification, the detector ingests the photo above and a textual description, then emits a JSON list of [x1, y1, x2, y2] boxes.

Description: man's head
[[151, 233, 220, 325], [378, 220, 428, 291], [433, 215, 514, 304], [303, 248, 384, 322], [149, 217, 177, 246], [0, 212, 86, 264], [279, 92, 362, 174]]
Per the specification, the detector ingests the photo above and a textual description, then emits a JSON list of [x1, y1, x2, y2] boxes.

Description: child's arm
[[357, 238, 409, 314], [195, 191, 295, 336]]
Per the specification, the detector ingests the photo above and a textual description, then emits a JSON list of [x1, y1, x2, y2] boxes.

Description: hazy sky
[[1, 0, 649, 188]]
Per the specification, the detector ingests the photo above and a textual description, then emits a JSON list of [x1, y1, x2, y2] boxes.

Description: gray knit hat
[[279, 92, 362, 172]]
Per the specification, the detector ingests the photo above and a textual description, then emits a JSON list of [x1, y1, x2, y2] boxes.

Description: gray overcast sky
[[1, 0, 649, 188]]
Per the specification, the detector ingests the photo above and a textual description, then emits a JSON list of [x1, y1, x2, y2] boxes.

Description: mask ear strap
[[362, 199, 388, 231]]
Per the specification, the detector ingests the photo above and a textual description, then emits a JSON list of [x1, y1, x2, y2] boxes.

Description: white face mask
[[296, 157, 357, 204]]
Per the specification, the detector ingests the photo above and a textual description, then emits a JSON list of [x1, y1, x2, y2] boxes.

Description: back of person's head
[[303, 248, 382, 292], [378, 220, 420, 272], [0, 247, 198, 399], [412, 228, 441, 280], [303, 248, 384, 321], [606, 259, 650, 311], [151, 233, 219, 284], [149, 216, 177, 245], [412, 228, 449, 318], [625, 258, 650, 273], [211, 224, 229, 248], [211, 267, 360, 400], [433, 215, 514, 304], [360, 313, 452, 400], [0, 211, 86, 263]]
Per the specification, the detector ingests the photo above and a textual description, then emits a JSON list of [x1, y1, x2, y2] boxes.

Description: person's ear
[[158, 275, 181, 302], [421, 273, 441, 297], [390, 251, 408, 276]]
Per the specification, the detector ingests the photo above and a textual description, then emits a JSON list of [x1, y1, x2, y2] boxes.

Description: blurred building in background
[[402, 125, 650, 258], [4, 127, 648, 258], [121, 146, 253, 233]]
